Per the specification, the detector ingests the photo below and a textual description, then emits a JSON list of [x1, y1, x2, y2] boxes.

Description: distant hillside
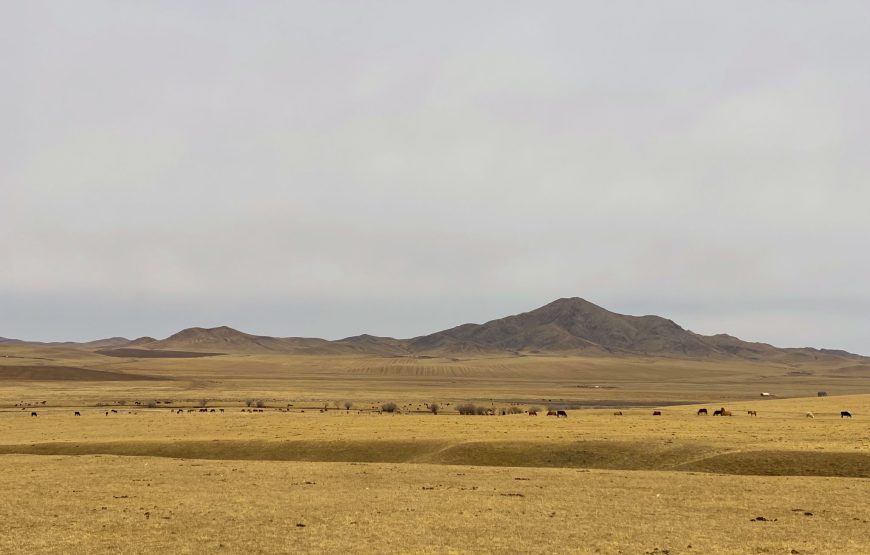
[[0, 336, 131, 349], [134, 326, 334, 354], [409, 298, 714, 355], [3, 297, 866, 363], [408, 298, 866, 363]]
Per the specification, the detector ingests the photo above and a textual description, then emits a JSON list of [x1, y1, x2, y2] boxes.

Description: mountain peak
[[409, 297, 706, 355], [165, 326, 256, 343]]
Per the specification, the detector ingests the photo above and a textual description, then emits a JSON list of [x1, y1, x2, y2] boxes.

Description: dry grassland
[[3, 347, 870, 407], [1, 347, 870, 553], [1, 455, 868, 554]]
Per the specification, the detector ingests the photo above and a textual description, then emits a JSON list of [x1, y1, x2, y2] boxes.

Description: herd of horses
[[23, 407, 855, 418], [690, 407, 853, 418]]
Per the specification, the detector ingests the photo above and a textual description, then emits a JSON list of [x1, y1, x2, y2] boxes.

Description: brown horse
[[556, 410, 568, 418], [841, 411, 853, 418], [613, 411, 623, 416], [652, 411, 662, 416], [546, 410, 558, 416], [747, 410, 757, 416], [528, 410, 537, 416], [697, 408, 708, 416]]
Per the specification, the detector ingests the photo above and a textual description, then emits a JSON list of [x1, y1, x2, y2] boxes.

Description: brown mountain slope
[[407, 298, 867, 362], [409, 298, 717, 356], [332, 335, 412, 356], [4, 297, 866, 362], [138, 326, 334, 354], [0, 336, 132, 350]]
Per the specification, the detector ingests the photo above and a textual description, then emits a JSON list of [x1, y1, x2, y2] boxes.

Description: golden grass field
[[1, 346, 869, 553]]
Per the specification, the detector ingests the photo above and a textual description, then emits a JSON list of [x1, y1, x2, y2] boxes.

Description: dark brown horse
[[652, 411, 662, 416], [556, 410, 568, 418], [697, 408, 708, 416], [841, 411, 853, 418]]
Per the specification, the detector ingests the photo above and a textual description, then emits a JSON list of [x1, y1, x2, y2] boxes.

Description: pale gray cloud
[[2, 1, 868, 352]]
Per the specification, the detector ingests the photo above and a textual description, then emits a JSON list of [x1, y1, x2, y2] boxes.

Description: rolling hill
[[2, 297, 866, 362]]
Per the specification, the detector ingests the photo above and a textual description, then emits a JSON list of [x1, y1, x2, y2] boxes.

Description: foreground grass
[[1, 455, 868, 554]]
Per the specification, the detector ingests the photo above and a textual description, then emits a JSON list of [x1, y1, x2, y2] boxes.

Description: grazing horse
[[546, 410, 558, 416], [528, 410, 537, 416], [652, 410, 662, 416], [747, 410, 757, 416], [613, 411, 623, 416], [30, 412, 37, 417], [841, 411, 853, 418], [806, 412, 815, 419], [713, 407, 725, 416], [697, 408, 708, 416], [556, 410, 568, 418], [74, 411, 81, 416]]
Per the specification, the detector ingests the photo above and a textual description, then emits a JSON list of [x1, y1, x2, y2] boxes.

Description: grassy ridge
[[1, 439, 867, 477]]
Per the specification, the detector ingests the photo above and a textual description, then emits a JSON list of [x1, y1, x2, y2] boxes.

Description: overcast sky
[[2, 1, 869, 352]]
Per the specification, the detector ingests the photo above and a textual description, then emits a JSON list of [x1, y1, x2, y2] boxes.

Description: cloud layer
[[2, 2, 868, 352]]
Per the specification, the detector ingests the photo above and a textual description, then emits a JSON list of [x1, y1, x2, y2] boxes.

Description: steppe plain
[[2, 300, 869, 554]]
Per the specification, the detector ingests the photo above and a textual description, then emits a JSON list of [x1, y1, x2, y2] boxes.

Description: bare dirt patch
[[0, 366, 160, 381], [96, 348, 224, 358]]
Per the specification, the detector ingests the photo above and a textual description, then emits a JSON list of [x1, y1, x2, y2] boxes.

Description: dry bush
[[429, 403, 440, 415], [381, 402, 398, 413], [245, 399, 254, 407], [255, 400, 265, 408], [344, 401, 353, 410], [198, 399, 209, 408], [146, 400, 157, 409], [507, 406, 523, 414], [457, 403, 478, 415]]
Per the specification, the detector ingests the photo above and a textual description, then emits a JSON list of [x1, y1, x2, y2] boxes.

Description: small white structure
[[760, 392, 772, 397]]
